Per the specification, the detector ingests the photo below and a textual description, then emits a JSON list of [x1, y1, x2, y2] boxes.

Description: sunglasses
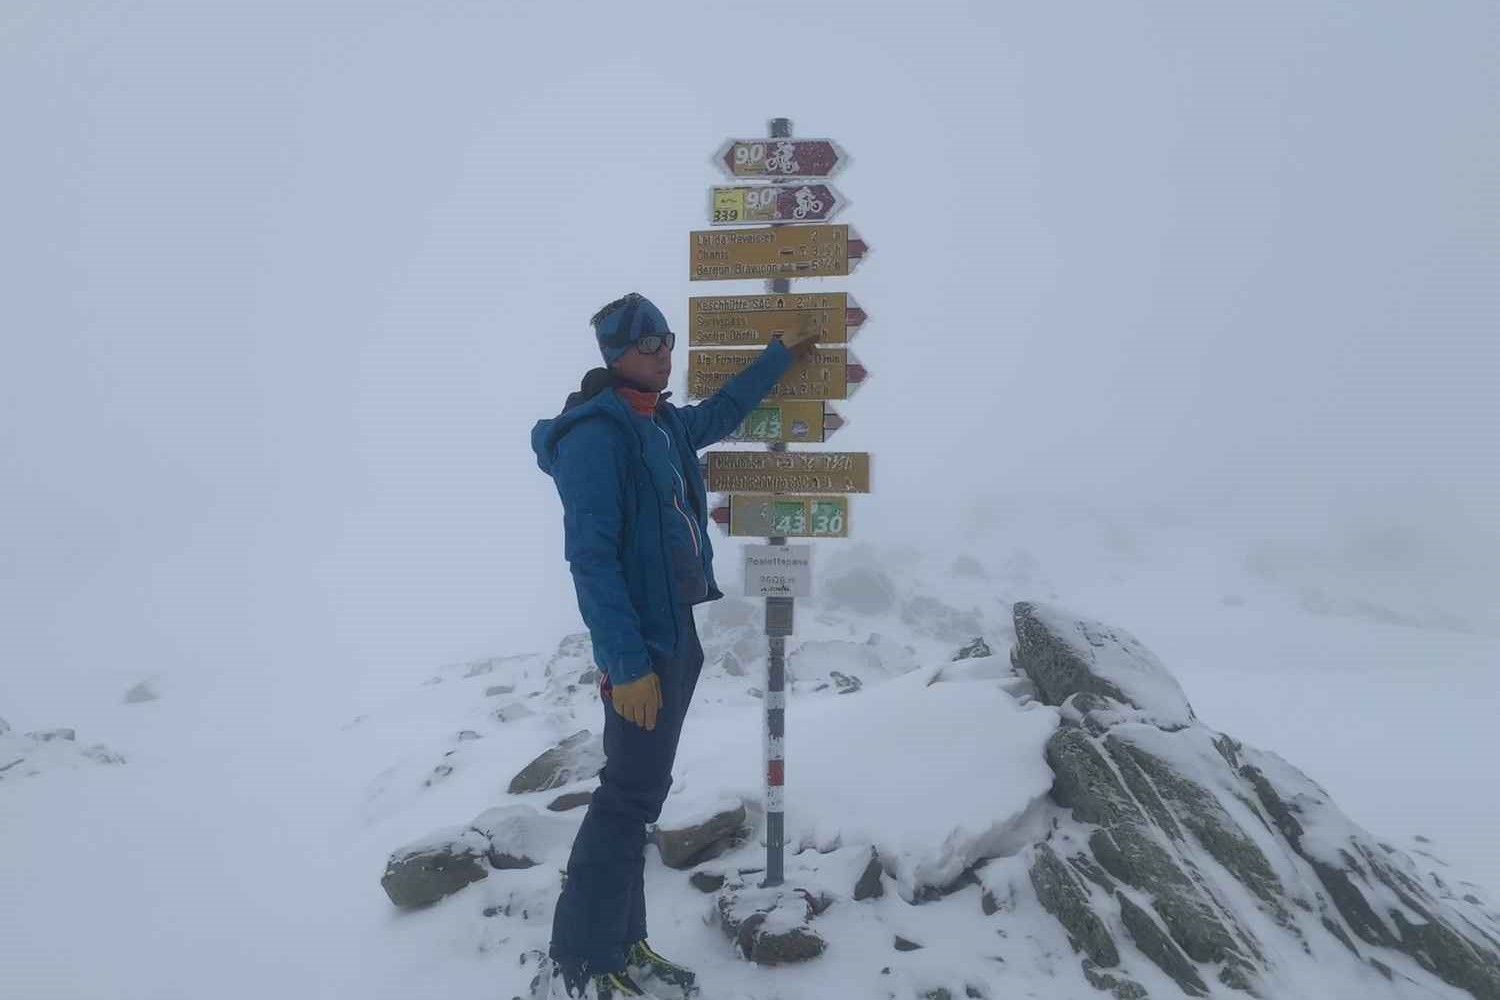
[[634, 332, 675, 356]]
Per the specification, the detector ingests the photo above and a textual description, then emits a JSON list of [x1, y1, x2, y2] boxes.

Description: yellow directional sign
[[716, 494, 850, 539], [690, 225, 852, 281], [688, 347, 851, 401], [689, 293, 860, 347], [706, 452, 871, 494]]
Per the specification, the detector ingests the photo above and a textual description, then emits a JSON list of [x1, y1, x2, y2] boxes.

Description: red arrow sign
[[711, 504, 731, 527], [824, 410, 846, 436], [847, 362, 868, 385], [845, 301, 868, 329], [847, 237, 869, 261], [716, 138, 847, 179]]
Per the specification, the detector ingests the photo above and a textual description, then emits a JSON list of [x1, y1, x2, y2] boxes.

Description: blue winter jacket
[[532, 340, 794, 685]]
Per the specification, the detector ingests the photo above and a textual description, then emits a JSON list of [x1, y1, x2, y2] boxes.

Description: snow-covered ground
[[4, 498, 1497, 999]]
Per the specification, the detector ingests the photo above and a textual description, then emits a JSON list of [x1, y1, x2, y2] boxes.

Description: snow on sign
[[715, 138, 847, 180], [709, 184, 846, 226], [743, 545, 812, 598]]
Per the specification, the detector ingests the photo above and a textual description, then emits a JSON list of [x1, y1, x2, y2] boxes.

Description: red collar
[[616, 385, 659, 416]]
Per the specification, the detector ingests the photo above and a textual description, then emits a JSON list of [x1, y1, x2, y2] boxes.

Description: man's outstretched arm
[[675, 338, 800, 451]]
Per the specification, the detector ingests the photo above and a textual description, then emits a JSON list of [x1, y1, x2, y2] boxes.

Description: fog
[[3, 1, 1497, 717]]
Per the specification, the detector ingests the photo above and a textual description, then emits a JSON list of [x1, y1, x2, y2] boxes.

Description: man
[[530, 293, 816, 999]]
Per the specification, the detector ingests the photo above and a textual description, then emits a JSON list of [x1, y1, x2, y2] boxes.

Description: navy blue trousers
[[549, 606, 704, 977]]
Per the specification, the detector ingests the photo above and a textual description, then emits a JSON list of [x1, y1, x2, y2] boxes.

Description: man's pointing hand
[[611, 672, 662, 730]]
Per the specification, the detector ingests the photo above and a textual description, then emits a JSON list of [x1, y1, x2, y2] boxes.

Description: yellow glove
[[776, 313, 822, 359], [611, 672, 662, 730]]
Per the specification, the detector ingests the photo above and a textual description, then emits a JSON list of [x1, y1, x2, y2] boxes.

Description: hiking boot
[[543, 961, 651, 999], [626, 939, 699, 998]]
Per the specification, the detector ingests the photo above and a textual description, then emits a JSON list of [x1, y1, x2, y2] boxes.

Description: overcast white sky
[[3, 1, 1497, 714]]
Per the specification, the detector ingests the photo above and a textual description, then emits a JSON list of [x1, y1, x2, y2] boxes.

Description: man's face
[[610, 338, 672, 392]]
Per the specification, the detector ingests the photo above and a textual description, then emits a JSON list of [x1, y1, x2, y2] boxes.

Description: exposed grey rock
[[124, 681, 159, 704], [690, 871, 725, 893], [455, 729, 482, 742], [381, 826, 490, 907], [27, 728, 76, 742], [546, 790, 593, 812], [0, 716, 8, 736], [1082, 960, 1149, 1000], [830, 670, 863, 694], [855, 849, 885, 900], [894, 935, 923, 951], [1109, 732, 1293, 929], [952, 637, 993, 661], [507, 730, 604, 794], [1028, 843, 1119, 967], [1118, 892, 1208, 996], [484, 683, 515, 697], [655, 802, 747, 869]]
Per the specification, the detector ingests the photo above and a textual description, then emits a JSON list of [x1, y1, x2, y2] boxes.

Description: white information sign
[[744, 545, 813, 598]]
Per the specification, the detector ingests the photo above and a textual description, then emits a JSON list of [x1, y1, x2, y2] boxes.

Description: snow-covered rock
[[506, 730, 604, 794], [1015, 601, 1500, 1000], [653, 797, 746, 869], [1013, 600, 1195, 728], [382, 804, 570, 908]]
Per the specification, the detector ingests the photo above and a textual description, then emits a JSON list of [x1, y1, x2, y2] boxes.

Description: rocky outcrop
[[381, 804, 568, 908], [506, 730, 604, 794], [716, 882, 830, 965], [654, 800, 747, 869], [1012, 601, 1500, 1000]]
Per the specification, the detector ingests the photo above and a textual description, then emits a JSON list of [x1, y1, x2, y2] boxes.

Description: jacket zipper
[[655, 419, 701, 555]]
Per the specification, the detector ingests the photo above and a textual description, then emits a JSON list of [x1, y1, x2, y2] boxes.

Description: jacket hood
[[531, 368, 671, 476]]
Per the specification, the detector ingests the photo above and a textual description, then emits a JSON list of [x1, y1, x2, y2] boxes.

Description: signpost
[[687, 347, 865, 400], [689, 224, 868, 281], [709, 494, 851, 538], [710, 183, 846, 225], [689, 293, 865, 347], [715, 138, 847, 179], [696, 119, 872, 893], [743, 545, 812, 598], [705, 451, 871, 495], [725, 401, 845, 444]]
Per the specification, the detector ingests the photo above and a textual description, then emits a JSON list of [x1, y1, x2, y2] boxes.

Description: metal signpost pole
[[762, 115, 793, 889], [692, 118, 869, 894]]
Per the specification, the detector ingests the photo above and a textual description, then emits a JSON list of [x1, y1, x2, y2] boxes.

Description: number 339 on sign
[[712, 189, 744, 224]]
